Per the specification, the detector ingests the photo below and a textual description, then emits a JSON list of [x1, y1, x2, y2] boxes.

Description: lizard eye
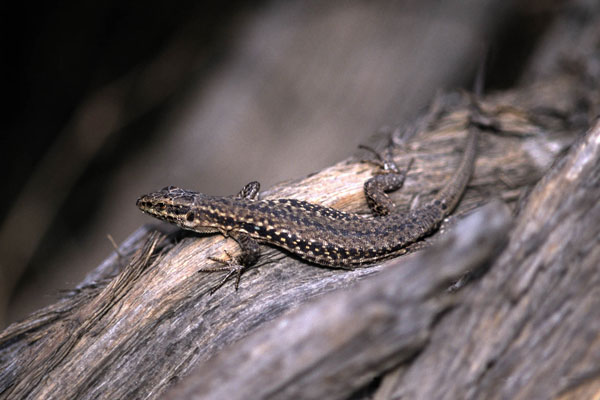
[[185, 211, 196, 223]]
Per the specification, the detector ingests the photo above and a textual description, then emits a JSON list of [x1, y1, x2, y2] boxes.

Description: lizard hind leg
[[360, 144, 414, 216]]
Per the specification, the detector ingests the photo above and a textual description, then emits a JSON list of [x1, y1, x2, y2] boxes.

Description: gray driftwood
[[163, 200, 512, 400], [2, 6, 600, 399]]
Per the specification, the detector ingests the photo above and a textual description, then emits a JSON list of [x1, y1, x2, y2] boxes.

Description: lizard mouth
[[136, 194, 190, 227]]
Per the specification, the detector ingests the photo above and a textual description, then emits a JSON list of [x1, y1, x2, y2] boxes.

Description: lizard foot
[[198, 250, 246, 294]]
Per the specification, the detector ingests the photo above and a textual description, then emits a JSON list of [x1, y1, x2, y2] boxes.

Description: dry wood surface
[[2, 3, 600, 399]]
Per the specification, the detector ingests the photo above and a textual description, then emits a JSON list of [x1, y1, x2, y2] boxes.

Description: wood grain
[[2, 4, 600, 397]]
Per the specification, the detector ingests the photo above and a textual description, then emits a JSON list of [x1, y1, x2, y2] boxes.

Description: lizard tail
[[433, 122, 478, 215]]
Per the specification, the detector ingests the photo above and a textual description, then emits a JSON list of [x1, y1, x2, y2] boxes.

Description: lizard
[[136, 103, 480, 293]]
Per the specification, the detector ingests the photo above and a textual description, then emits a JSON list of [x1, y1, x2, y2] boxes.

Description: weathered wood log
[[3, 2, 600, 394], [163, 199, 513, 400], [0, 69, 589, 398], [383, 118, 600, 400]]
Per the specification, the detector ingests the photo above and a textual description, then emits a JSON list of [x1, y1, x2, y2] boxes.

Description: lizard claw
[[200, 250, 246, 294]]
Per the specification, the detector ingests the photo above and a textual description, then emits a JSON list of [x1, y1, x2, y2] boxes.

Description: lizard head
[[136, 186, 222, 233]]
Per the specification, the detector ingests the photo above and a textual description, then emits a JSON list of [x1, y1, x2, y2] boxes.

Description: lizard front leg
[[199, 231, 261, 294]]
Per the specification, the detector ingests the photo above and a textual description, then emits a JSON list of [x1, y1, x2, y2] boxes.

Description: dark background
[[0, 0, 558, 326]]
